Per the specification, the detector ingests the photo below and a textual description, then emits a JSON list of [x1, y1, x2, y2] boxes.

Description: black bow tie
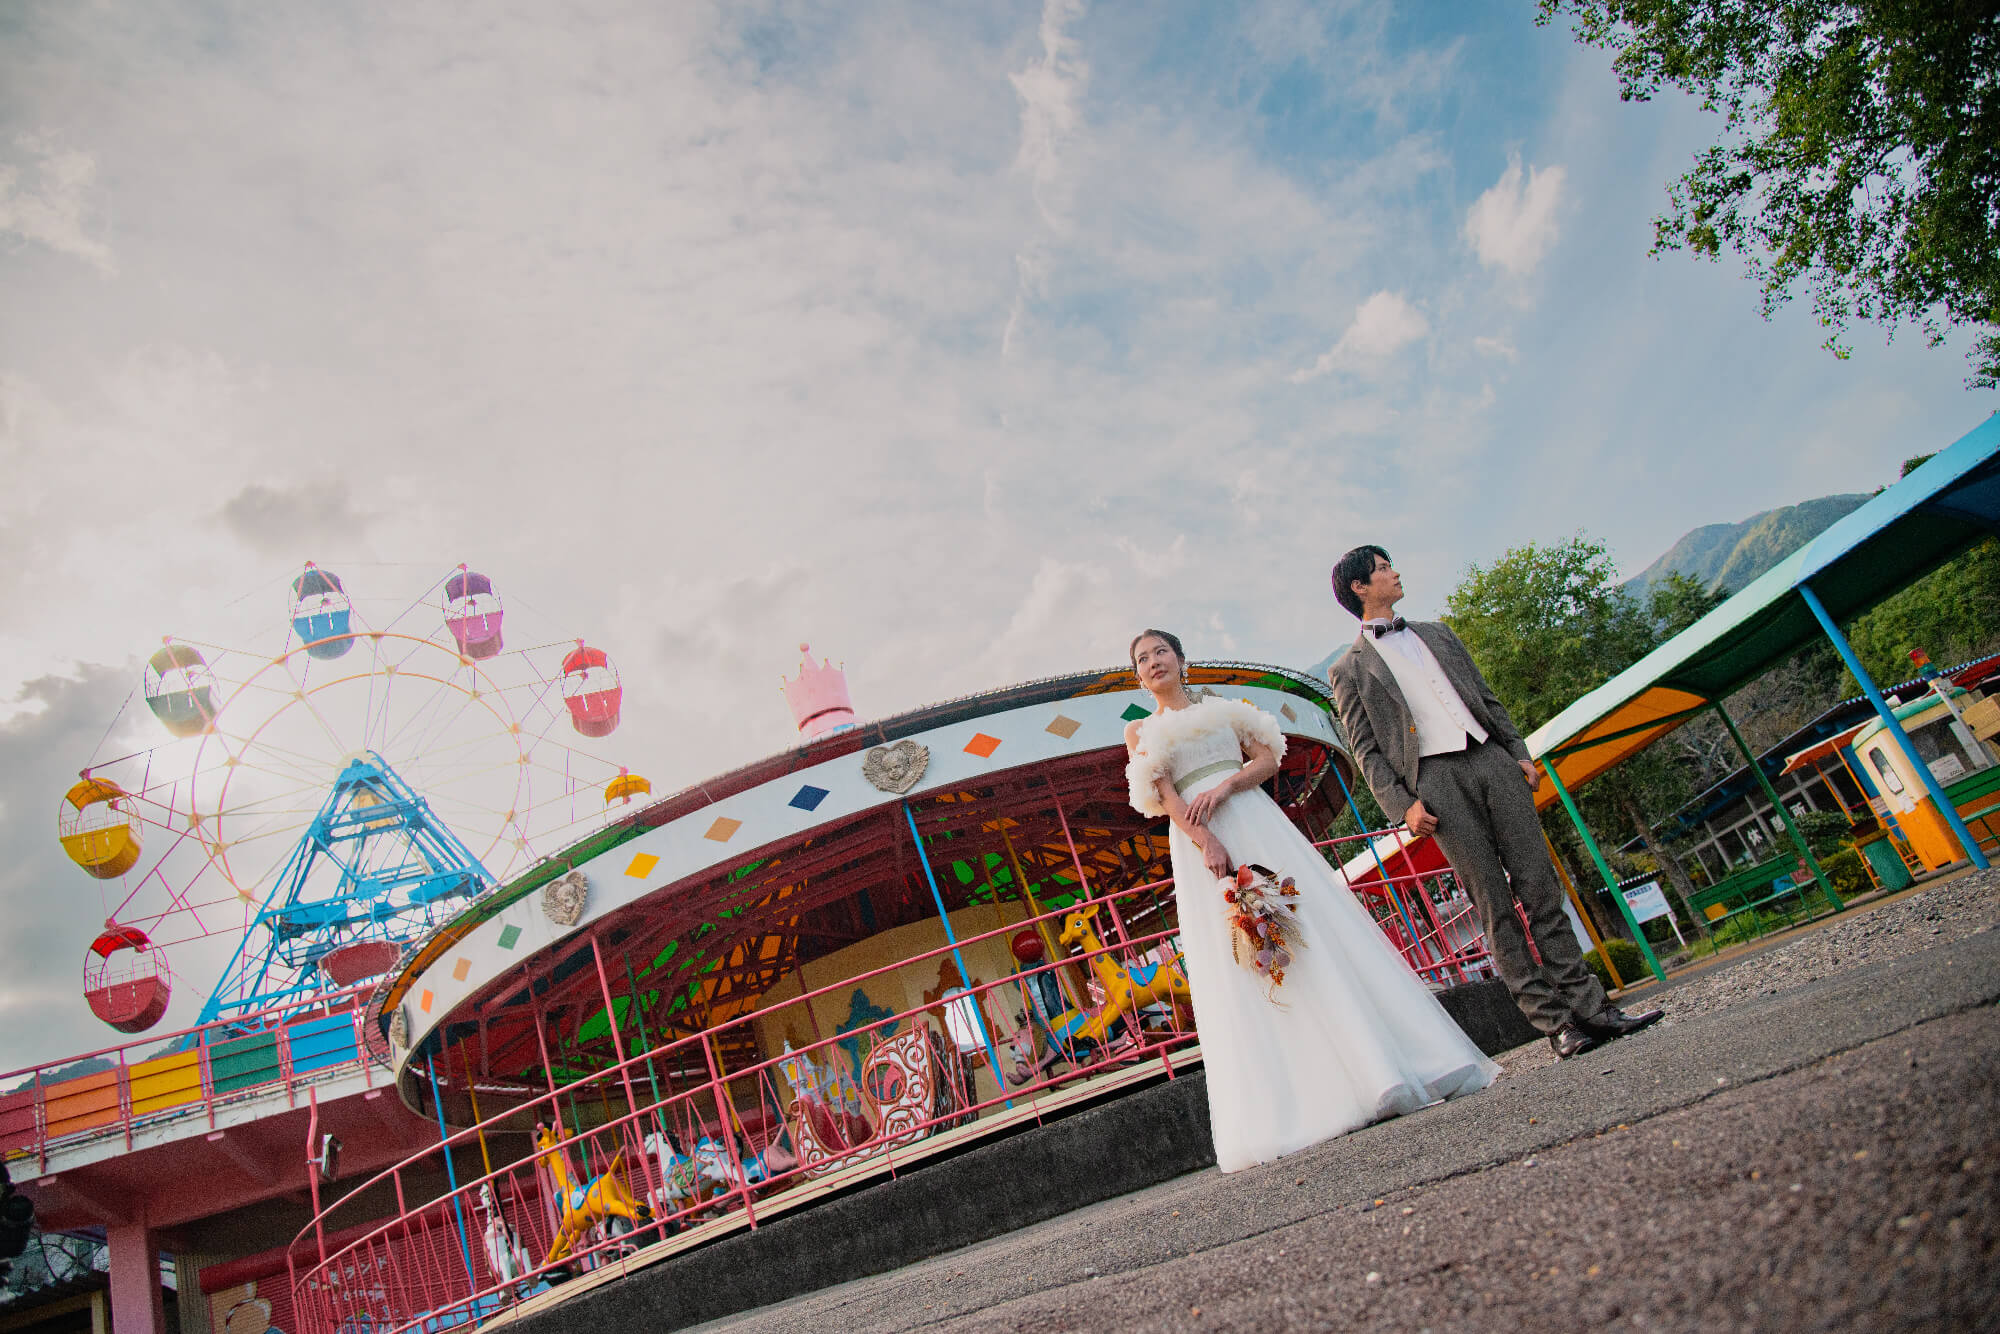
[[1369, 618, 1407, 639]]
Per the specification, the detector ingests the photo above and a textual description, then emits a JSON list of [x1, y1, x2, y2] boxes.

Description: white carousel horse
[[474, 1181, 530, 1286]]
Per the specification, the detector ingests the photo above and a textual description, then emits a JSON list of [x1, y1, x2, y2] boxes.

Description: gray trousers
[[1417, 740, 1609, 1034]]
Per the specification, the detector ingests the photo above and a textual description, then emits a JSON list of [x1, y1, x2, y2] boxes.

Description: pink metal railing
[[288, 831, 1495, 1334], [0, 986, 378, 1172]]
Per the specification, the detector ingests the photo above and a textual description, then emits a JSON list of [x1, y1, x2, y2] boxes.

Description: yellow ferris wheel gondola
[[604, 771, 651, 806], [59, 777, 144, 879]]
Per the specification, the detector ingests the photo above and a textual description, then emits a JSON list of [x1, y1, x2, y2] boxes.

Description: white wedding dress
[[1128, 696, 1497, 1172]]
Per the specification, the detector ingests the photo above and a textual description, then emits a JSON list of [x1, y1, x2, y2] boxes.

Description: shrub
[[1794, 810, 1854, 860], [1818, 847, 1871, 900], [1582, 938, 1649, 990]]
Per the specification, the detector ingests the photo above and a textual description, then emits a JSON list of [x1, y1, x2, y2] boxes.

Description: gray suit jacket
[[1325, 621, 1531, 823]]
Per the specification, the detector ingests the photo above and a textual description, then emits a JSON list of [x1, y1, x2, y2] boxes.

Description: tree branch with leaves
[[1539, 0, 2000, 387]]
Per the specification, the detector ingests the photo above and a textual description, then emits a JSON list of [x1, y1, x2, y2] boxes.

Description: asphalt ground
[[705, 881, 2000, 1333]]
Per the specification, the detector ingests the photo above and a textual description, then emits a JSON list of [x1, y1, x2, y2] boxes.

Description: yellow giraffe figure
[[534, 1122, 649, 1269]]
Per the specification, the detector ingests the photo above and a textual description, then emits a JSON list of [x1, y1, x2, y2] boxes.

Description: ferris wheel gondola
[[60, 563, 636, 1034], [444, 566, 505, 660], [289, 562, 356, 660]]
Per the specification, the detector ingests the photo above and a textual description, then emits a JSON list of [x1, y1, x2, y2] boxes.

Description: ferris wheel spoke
[[375, 664, 488, 761], [73, 586, 627, 1037], [212, 734, 339, 789], [272, 661, 353, 760]]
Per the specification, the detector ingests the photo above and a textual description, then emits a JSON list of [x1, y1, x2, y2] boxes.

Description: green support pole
[[1713, 701, 1845, 915], [621, 954, 667, 1111], [1541, 760, 1668, 983]]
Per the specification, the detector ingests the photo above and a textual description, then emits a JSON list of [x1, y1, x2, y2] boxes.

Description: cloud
[[1004, 0, 1090, 355], [0, 0, 1991, 1069], [1291, 291, 1430, 382], [218, 482, 373, 554], [1464, 155, 1566, 276], [1010, 0, 1090, 232], [0, 666, 148, 1064], [1474, 334, 1518, 362], [0, 132, 115, 274]]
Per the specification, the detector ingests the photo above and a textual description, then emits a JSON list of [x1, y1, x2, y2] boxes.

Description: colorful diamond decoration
[[419, 989, 435, 1013], [1045, 714, 1081, 739], [789, 784, 830, 812], [705, 816, 743, 842], [964, 733, 1001, 758], [1121, 703, 1151, 722], [624, 852, 660, 878], [497, 924, 523, 950]]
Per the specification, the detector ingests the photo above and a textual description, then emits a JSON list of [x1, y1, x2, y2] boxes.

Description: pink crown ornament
[[783, 643, 857, 740]]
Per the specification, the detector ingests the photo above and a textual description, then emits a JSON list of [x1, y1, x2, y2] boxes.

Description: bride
[[1125, 629, 1497, 1172]]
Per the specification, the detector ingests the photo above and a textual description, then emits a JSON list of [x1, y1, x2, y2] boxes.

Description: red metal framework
[[290, 822, 1492, 1334], [0, 984, 379, 1173], [390, 740, 1350, 1110]]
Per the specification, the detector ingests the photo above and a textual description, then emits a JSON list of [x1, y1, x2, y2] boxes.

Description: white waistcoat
[[1369, 628, 1489, 757]]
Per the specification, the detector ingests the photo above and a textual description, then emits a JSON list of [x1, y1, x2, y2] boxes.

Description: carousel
[[288, 648, 1466, 1333]]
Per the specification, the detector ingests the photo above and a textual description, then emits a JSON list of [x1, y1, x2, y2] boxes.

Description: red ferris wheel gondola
[[560, 642, 622, 738], [83, 925, 172, 1033]]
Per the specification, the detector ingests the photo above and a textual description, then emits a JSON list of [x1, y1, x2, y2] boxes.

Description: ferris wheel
[[60, 563, 652, 1035]]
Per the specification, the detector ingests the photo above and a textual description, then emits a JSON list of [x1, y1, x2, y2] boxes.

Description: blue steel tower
[[196, 753, 497, 1028]]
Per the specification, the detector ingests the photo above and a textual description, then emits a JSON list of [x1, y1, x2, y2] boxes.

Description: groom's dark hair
[[1333, 545, 1391, 618]]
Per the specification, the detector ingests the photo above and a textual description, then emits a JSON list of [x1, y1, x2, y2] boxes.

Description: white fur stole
[[1124, 696, 1287, 817]]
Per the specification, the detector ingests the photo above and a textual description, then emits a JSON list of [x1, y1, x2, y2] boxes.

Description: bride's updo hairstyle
[[1129, 628, 1186, 669]]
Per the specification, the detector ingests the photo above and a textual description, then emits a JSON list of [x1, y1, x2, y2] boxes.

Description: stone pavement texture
[[701, 872, 2000, 1333]]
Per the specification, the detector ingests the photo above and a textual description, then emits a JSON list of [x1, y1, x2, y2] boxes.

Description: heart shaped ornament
[[541, 869, 591, 926], [862, 739, 930, 794]]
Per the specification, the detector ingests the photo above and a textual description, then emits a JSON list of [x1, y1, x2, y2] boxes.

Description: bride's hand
[[1200, 833, 1232, 880], [1184, 782, 1229, 827]]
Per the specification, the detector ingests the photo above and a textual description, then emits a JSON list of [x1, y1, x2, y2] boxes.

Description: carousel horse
[[475, 1182, 531, 1287], [693, 1132, 798, 1190], [641, 1128, 704, 1213], [1052, 906, 1193, 1047], [534, 1122, 649, 1268]]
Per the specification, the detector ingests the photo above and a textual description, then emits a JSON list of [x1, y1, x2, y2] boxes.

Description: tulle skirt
[[1172, 772, 1498, 1172]]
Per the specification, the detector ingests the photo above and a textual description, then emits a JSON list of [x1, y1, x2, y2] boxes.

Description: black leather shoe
[[1580, 1006, 1665, 1040], [1549, 1024, 1600, 1060]]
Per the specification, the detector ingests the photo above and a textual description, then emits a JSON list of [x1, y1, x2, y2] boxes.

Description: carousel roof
[[369, 662, 1349, 1111]]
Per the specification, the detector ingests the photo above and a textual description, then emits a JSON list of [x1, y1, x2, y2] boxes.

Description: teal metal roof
[[1525, 413, 2000, 801]]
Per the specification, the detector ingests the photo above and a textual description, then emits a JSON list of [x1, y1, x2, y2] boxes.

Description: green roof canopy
[[1525, 413, 2000, 805]]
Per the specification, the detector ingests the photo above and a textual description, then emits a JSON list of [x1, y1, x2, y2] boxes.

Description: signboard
[[1929, 753, 1967, 784], [1620, 880, 1673, 924]]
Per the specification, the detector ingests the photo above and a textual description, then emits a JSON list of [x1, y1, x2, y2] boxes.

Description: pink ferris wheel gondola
[[444, 566, 506, 660], [561, 642, 622, 738]]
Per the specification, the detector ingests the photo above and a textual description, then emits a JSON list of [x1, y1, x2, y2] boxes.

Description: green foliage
[[1539, 0, 2000, 387], [1820, 846, 1872, 900], [1647, 570, 1730, 638], [1325, 768, 1387, 843], [1582, 937, 1650, 990], [1445, 536, 1654, 734], [1793, 808, 1854, 858], [1844, 537, 2000, 686]]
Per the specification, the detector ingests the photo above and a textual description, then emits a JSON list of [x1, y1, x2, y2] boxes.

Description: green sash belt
[[1174, 760, 1242, 795]]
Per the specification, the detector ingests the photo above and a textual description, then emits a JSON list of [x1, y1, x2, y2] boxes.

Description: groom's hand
[[1405, 799, 1439, 838], [1520, 760, 1542, 793]]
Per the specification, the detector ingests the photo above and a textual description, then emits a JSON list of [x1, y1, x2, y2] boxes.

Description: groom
[[1325, 545, 1661, 1059]]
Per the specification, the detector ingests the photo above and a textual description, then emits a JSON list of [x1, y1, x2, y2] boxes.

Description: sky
[[2, 0, 1995, 1068]]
